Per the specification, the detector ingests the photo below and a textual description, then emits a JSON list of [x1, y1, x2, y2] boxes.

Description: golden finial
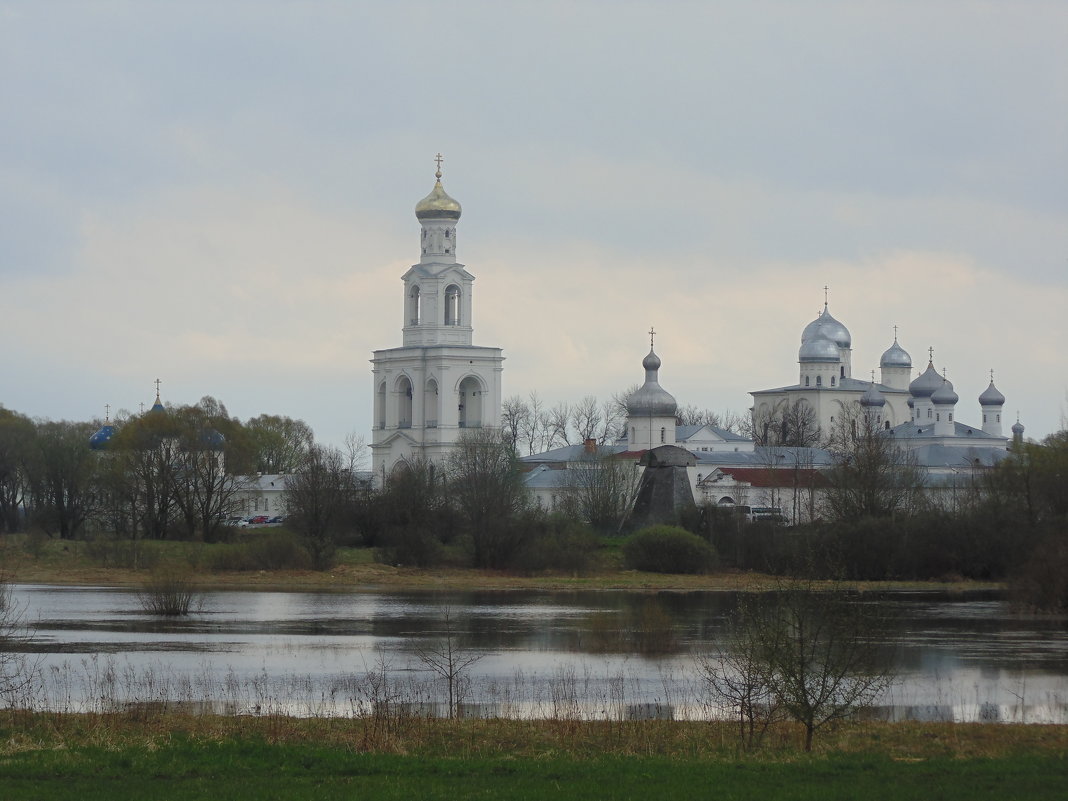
[[434, 153, 444, 181]]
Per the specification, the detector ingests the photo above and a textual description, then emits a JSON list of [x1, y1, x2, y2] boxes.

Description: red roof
[[711, 467, 829, 489]]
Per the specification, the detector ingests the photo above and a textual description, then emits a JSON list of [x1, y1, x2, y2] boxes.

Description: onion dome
[[979, 380, 1005, 407], [909, 362, 943, 398], [801, 303, 851, 349], [932, 379, 958, 406], [798, 333, 841, 363], [200, 428, 226, 450], [626, 347, 678, 417], [880, 337, 912, 368], [89, 422, 116, 451], [1012, 418, 1025, 436], [415, 163, 462, 221], [860, 382, 886, 408]]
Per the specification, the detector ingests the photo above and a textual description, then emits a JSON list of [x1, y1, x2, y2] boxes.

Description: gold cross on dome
[[434, 153, 444, 179]]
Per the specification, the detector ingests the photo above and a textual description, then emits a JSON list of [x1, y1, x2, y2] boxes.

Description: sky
[[2, 0, 1066, 448]]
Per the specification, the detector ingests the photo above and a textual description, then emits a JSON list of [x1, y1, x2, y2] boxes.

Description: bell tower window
[[408, 286, 421, 326], [444, 285, 461, 326]]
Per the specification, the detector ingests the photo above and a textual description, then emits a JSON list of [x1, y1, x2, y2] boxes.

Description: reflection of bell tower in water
[[370, 156, 504, 480]]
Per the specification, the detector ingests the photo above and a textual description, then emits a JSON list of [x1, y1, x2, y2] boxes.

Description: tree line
[[0, 398, 319, 542]]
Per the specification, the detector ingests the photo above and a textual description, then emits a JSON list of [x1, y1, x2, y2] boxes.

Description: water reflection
[[9, 585, 1068, 722]]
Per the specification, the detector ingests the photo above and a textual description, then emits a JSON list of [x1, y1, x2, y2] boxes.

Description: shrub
[[375, 526, 444, 568], [137, 564, 201, 616], [206, 531, 312, 571], [510, 517, 600, 575], [622, 525, 717, 574]]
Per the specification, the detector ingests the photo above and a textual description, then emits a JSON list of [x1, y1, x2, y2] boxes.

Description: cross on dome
[[434, 152, 444, 180], [648, 326, 656, 349]]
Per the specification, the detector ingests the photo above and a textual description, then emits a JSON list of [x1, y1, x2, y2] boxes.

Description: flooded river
[[8, 585, 1068, 722]]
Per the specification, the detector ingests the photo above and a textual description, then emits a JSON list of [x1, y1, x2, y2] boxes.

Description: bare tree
[[696, 593, 782, 751], [823, 403, 926, 520], [571, 395, 602, 443], [570, 447, 642, 534], [286, 444, 353, 569], [414, 605, 485, 718], [0, 574, 37, 705], [546, 401, 572, 449], [447, 428, 528, 568], [704, 580, 896, 751], [500, 396, 530, 454], [598, 397, 625, 444], [676, 405, 723, 429]]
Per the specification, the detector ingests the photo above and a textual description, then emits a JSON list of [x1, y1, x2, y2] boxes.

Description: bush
[[510, 517, 600, 575], [206, 530, 312, 571], [622, 525, 718, 574], [137, 564, 201, 616], [375, 526, 444, 568]]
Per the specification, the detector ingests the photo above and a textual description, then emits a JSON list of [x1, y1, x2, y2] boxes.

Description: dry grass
[[1, 710, 1065, 762]]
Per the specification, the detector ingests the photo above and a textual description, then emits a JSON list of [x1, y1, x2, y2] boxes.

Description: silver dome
[[978, 381, 1005, 406], [880, 339, 912, 368], [860, 383, 886, 407], [801, 303, 851, 349], [909, 363, 943, 398], [626, 348, 678, 417], [1012, 419, 1025, 435], [798, 334, 841, 363], [931, 380, 958, 406]]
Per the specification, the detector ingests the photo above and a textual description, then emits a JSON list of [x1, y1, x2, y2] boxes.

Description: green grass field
[[1, 714, 1066, 801], [2, 739, 1065, 801]]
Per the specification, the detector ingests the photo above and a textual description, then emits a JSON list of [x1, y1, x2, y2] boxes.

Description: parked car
[[236, 516, 255, 527], [267, 516, 285, 524], [249, 515, 270, 525]]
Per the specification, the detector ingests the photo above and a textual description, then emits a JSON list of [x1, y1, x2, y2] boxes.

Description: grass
[[0, 714, 1066, 800], [0, 534, 1004, 594]]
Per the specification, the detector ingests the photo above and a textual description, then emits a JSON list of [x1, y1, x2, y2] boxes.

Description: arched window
[[996, 413, 1001, 423], [458, 376, 483, 428], [376, 382, 386, 429], [408, 285, 421, 326], [884, 420, 891, 430], [805, 376, 810, 386], [841, 366, 845, 378], [927, 409, 932, 419], [816, 375, 822, 387], [397, 376, 413, 428], [424, 378, 439, 428], [830, 376, 836, 386], [444, 285, 461, 325], [660, 427, 666, 443]]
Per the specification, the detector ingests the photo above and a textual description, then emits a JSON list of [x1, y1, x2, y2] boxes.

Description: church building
[[370, 158, 504, 480]]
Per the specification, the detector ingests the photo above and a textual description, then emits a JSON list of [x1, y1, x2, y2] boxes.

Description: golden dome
[[415, 176, 462, 220]]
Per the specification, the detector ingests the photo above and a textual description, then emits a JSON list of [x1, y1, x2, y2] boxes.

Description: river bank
[[1, 535, 1002, 593]]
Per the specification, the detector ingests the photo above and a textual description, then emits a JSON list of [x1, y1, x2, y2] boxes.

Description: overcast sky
[[2, 1, 1065, 448]]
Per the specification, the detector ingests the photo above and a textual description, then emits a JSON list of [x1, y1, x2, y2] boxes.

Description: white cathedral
[[370, 160, 1022, 519], [370, 160, 504, 479]]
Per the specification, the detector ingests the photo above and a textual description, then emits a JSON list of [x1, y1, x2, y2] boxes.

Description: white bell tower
[[371, 156, 504, 481]]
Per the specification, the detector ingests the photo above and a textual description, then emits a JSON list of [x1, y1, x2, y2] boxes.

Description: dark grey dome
[[860, 383, 886, 408], [979, 381, 1005, 406], [1012, 419, 1025, 435], [909, 363, 943, 398], [880, 339, 912, 368], [932, 380, 958, 406], [626, 348, 677, 417]]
